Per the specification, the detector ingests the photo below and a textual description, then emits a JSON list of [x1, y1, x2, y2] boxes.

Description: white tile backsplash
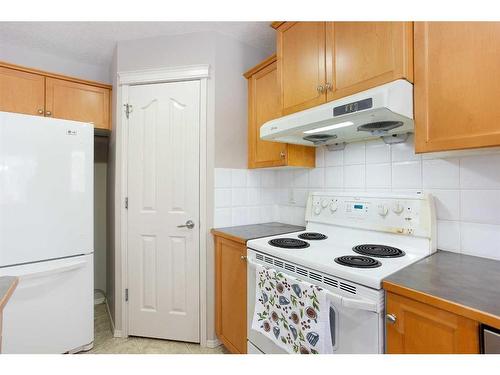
[[344, 164, 366, 188], [344, 142, 366, 165], [214, 168, 280, 228], [460, 154, 500, 189], [366, 139, 391, 164], [392, 161, 422, 189], [422, 158, 460, 189], [214, 136, 500, 261]]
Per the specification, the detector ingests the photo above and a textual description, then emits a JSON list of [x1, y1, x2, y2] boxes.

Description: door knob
[[386, 314, 397, 324], [177, 220, 195, 229]]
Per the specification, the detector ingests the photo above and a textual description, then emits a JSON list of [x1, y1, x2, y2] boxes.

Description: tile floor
[[82, 303, 228, 354]]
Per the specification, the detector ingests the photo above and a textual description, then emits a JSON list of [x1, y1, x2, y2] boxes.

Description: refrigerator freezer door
[[0, 112, 93, 267], [0, 254, 94, 353]]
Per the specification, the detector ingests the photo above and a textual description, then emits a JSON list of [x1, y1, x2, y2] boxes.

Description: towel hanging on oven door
[[250, 260, 334, 354]]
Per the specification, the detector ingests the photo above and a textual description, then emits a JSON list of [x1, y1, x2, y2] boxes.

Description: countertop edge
[[211, 229, 247, 245], [0, 276, 18, 312], [383, 279, 500, 329], [211, 223, 306, 244]]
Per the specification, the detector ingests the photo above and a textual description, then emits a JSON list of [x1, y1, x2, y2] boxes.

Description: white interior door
[[127, 80, 200, 342]]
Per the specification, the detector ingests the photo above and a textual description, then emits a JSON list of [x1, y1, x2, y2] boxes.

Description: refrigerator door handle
[[18, 260, 87, 281]]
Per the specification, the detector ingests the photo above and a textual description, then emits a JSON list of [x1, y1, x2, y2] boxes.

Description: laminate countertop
[[211, 222, 305, 244], [0, 276, 18, 312], [383, 250, 500, 329]]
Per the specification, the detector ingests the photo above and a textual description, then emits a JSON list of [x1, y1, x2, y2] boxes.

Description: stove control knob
[[321, 198, 329, 208], [314, 206, 322, 215], [392, 202, 404, 215], [329, 201, 338, 212], [378, 204, 389, 217]]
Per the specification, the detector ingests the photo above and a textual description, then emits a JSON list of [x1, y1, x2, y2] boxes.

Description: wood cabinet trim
[[270, 22, 286, 30], [243, 54, 276, 79], [0, 60, 112, 89], [211, 229, 247, 245], [383, 280, 500, 330]]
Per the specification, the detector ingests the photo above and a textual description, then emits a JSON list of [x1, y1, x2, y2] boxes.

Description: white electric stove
[[246, 192, 436, 354]]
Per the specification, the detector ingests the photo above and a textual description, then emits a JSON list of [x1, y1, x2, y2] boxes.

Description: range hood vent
[[261, 80, 414, 147]]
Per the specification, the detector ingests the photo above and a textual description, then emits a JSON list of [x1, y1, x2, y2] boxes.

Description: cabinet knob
[[280, 151, 286, 159], [37, 109, 44, 115], [45, 111, 52, 116], [317, 85, 325, 93], [240, 255, 247, 261], [386, 314, 397, 324], [325, 82, 333, 91]]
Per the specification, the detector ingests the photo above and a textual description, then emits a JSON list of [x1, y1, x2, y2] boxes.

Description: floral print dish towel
[[251, 264, 333, 354]]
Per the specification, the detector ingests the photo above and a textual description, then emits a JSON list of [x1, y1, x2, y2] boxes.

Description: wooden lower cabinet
[[214, 235, 247, 354], [385, 292, 479, 354]]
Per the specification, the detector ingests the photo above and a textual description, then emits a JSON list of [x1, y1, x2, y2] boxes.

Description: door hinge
[[124, 103, 133, 119], [125, 288, 129, 302], [125, 197, 128, 209]]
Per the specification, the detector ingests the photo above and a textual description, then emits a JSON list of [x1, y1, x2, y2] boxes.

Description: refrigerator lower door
[[0, 254, 93, 353]]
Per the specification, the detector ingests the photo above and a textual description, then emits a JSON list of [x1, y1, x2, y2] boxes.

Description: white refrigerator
[[0, 111, 94, 353]]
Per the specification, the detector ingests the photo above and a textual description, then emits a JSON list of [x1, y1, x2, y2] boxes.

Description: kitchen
[[0, 0, 500, 372]]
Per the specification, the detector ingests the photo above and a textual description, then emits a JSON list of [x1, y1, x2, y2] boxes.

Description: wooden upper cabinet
[[0, 66, 45, 116], [414, 22, 500, 152], [45, 78, 111, 130], [386, 292, 479, 354], [326, 22, 413, 101], [214, 235, 248, 354], [246, 57, 287, 168], [277, 22, 327, 115], [245, 55, 315, 169]]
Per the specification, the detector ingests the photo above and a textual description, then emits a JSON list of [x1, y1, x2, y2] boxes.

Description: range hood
[[261, 79, 414, 148]]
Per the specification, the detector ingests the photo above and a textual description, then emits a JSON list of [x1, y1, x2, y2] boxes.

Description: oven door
[[246, 251, 383, 354]]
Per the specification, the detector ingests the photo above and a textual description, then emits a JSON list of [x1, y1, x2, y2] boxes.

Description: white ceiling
[[0, 22, 275, 68]]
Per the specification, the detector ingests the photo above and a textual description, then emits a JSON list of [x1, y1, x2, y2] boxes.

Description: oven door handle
[[248, 257, 380, 313], [325, 290, 379, 313], [340, 295, 380, 313]]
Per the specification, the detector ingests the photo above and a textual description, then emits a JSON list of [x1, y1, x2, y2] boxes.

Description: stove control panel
[[308, 192, 435, 239]]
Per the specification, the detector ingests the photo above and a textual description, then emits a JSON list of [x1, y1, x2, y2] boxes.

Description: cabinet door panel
[[0, 67, 45, 116], [215, 237, 247, 354], [248, 60, 286, 168], [277, 22, 326, 115], [326, 22, 413, 101], [45, 77, 110, 130], [415, 22, 500, 152], [386, 292, 479, 354]]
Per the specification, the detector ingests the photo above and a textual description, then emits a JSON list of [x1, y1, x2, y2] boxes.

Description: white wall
[[214, 33, 268, 168], [215, 136, 500, 261], [0, 40, 110, 83]]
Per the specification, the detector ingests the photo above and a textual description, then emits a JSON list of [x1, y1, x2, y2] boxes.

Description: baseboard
[[206, 338, 221, 348], [104, 299, 122, 337]]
